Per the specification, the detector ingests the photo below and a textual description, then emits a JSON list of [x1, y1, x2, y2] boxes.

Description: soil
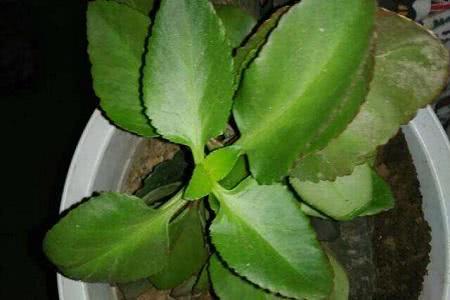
[[373, 132, 431, 300]]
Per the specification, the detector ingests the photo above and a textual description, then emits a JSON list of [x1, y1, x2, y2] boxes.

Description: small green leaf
[[293, 10, 450, 181], [204, 146, 242, 181], [185, 146, 242, 200], [234, 0, 376, 183], [87, 0, 156, 136], [114, 0, 154, 15], [290, 164, 373, 221], [184, 164, 214, 200], [358, 170, 395, 216], [210, 178, 333, 299], [43, 192, 186, 282], [219, 156, 249, 189], [150, 204, 208, 289], [210, 254, 284, 300], [326, 251, 349, 300], [215, 5, 257, 48], [143, 0, 234, 161]]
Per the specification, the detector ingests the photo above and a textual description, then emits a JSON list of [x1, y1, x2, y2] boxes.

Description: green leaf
[[215, 5, 257, 48], [290, 164, 373, 221], [150, 203, 208, 289], [184, 164, 214, 200], [87, 0, 156, 137], [210, 254, 284, 300], [233, 6, 289, 88], [326, 251, 349, 300], [358, 170, 395, 216], [293, 10, 450, 181], [219, 156, 249, 189], [43, 192, 185, 282], [143, 0, 234, 161], [185, 146, 242, 200], [234, 0, 376, 183], [210, 178, 333, 299], [114, 0, 154, 15], [204, 146, 242, 181]]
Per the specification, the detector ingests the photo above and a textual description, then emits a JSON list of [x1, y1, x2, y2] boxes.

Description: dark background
[[1, 0, 95, 298], [0, 0, 408, 299]]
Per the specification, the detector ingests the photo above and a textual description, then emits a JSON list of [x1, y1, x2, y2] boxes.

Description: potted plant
[[44, 0, 450, 299]]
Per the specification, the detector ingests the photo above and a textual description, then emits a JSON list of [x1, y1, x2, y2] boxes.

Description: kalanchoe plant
[[43, 0, 449, 299]]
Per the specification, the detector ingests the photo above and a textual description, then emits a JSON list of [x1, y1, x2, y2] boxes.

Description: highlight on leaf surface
[[143, 0, 234, 161], [210, 178, 333, 299], [234, 0, 376, 184], [87, 0, 156, 137], [43, 192, 186, 283], [293, 9, 450, 181]]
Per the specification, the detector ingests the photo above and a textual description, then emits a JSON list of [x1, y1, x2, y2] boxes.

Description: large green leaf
[[143, 0, 234, 161], [150, 203, 208, 289], [87, 0, 156, 137], [290, 164, 373, 221], [234, 0, 376, 183], [43, 192, 186, 282], [210, 178, 333, 299], [209, 254, 284, 300], [215, 5, 257, 48], [293, 10, 450, 181]]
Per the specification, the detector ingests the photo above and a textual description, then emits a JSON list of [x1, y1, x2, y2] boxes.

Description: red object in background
[[431, 2, 450, 11]]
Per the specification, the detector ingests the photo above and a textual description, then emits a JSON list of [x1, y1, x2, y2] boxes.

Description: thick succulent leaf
[[290, 164, 373, 221], [293, 10, 450, 181], [215, 5, 257, 48], [210, 255, 284, 300], [327, 251, 349, 300], [150, 204, 208, 289], [210, 178, 333, 299], [43, 192, 186, 282], [87, 0, 156, 136], [234, 0, 376, 183], [114, 0, 154, 15], [358, 170, 395, 216], [143, 0, 234, 160]]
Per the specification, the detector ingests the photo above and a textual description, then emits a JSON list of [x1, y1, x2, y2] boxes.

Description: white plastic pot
[[57, 107, 450, 300]]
